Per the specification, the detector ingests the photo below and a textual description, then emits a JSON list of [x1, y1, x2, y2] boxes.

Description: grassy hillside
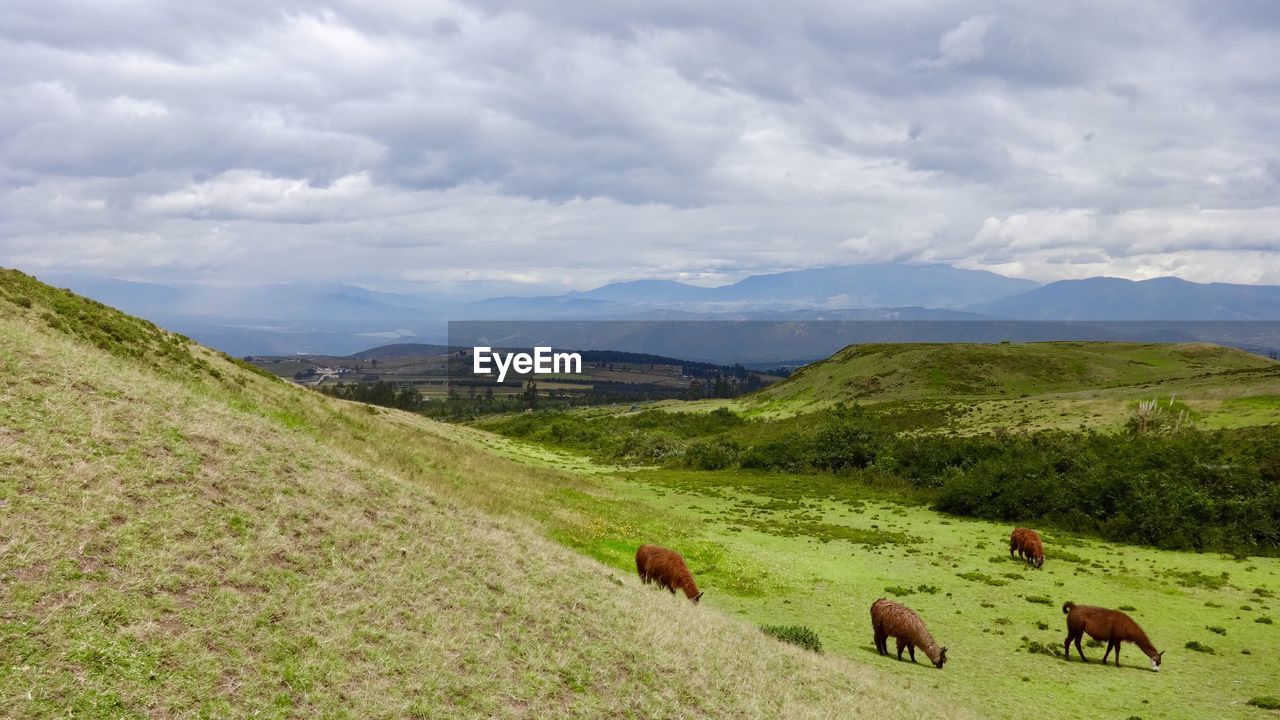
[[603, 469, 1280, 720], [0, 269, 958, 719], [456, 426, 1280, 719], [732, 341, 1280, 430]]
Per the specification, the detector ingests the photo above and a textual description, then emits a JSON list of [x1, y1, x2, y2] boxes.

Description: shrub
[[929, 427, 1280, 554], [761, 624, 823, 653], [1183, 641, 1214, 654], [488, 396, 1280, 555], [1052, 549, 1088, 564], [683, 438, 741, 470], [1255, 616, 1273, 625], [1206, 626, 1226, 635], [1025, 595, 1053, 605], [1165, 570, 1229, 590], [956, 571, 1007, 586], [1021, 640, 1060, 657], [1248, 696, 1280, 710], [1127, 396, 1194, 436], [741, 405, 891, 472]]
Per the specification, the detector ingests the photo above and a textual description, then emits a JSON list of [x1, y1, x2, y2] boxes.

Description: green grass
[[752, 341, 1275, 406], [5, 269, 1278, 718], [705, 341, 1280, 433], [437, 425, 1280, 719], [578, 469, 1280, 719], [0, 270, 960, 719], [451, 430, 1279, 720]]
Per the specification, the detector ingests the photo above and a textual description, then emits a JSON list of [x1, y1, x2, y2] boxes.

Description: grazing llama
[[635, 544, 703, 603], [1063, 601, 1164, 670], [870, 598, 948, 669], [1010, 527, 1045, 568]]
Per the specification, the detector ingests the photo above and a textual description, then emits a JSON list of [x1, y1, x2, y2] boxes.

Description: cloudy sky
[[2, 1, 1279, 296]]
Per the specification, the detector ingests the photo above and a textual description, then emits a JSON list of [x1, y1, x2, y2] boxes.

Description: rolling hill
[[0, 269, 952, 718], [735, 341, 1280, 428]]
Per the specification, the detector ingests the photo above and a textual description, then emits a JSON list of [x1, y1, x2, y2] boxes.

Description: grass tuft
[[1249, 696, 1280, 710], [761, 624, 824, 654]]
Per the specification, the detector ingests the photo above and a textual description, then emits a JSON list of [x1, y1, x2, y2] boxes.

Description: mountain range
[[970, 276, 1280, 321], [30, 265, 1280, 356]]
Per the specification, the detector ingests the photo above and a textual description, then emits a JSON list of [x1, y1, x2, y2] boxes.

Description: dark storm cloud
[[0, 0, 1278, 292]]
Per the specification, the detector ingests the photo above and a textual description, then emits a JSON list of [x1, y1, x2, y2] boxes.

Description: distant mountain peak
[[969, 275, 1280, 320], [568, 263, 1039, 310]]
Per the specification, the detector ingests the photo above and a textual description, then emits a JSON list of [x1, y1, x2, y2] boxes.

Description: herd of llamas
[[636, 527, 1165, 672]]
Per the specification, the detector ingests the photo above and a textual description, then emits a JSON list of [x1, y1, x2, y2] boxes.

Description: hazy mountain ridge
[[31, 266, 1280, 355], [569, 264, 1040, 309], [969, 276, 1280, 320]]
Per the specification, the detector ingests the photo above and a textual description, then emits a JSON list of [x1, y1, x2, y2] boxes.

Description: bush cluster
[[760, 624, 823, 653], [487, 403, 1280, 555]]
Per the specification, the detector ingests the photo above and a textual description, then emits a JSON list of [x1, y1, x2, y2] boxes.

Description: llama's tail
[[1062, 601, 1075, 614]]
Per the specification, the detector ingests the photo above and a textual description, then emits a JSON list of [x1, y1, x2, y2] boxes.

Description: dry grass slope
[[0, 270, 967, 718]]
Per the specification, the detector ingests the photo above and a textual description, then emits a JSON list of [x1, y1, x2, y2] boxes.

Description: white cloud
[[1, 1, 1278, 292], [958, 206, 1280, 282], [917, 15, 996, 69]]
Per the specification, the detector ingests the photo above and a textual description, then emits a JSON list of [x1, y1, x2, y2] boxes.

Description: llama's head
[[1150, 650, 1164, 671], [691, 591, 704, 604], [1033, 554, 1044, 569], [933, 647, 948, 669]]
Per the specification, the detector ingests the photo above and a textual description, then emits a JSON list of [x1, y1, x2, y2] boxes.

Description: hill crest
[[749, 340, 1278, 411]]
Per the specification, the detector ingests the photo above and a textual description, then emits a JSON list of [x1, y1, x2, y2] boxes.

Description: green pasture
[[560, 466, 1280, 719]]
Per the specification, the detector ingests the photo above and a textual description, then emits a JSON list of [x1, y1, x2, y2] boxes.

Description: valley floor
[[474, 432, 1280, 720]]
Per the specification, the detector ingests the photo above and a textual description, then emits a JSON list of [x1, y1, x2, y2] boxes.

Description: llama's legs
[[874, 630, 887, 655], [1102, 640, 1113, 664], [895, 638, 906, 661], [1113, 642, 1121, 667], [907, 645, 917, 663]]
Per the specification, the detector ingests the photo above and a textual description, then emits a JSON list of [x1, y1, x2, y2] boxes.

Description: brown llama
[[635, 544, 702, 603], [870, 598, 948, 669], [1010, 527, 1045, 568], [1063, 601, 1164, 671]]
